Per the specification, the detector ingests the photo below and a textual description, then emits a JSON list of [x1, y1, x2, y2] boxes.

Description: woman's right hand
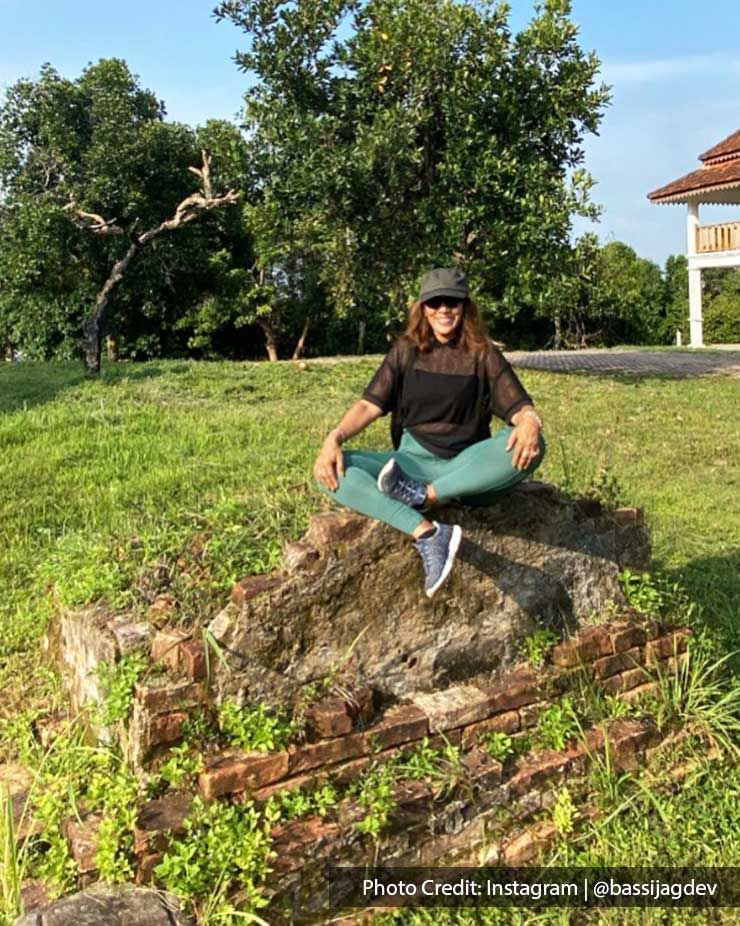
[[314, 436, 345, 492]]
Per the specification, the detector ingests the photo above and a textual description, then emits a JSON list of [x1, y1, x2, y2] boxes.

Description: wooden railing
[[696, 220, 740, 253]]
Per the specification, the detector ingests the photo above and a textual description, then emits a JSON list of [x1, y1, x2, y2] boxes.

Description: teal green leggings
[[318, 428, 547, 536]]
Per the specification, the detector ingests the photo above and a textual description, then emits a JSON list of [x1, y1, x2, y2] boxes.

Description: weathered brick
[[619, 681, 660, 705], [150, 628, 188, 672], [19, 880, 50, 915], [231, 573, 284, 608], [363, 703, 429, 751], [64, 815, 102, 874], [461, 748, 503, 789], [246, 769, 329, 804], [613, 506, 644, 526], [552, 626, 612, 667], [621, 665, 651, 691], [519, 701, 548, 729], [600, 673, 624, 694], [306, 696, 353, 739], [484, 668, 541, 713], [199, 750, 289, 801], [134, 791, 193, 855], [412, 685, 492, 732], [270, 815, 342, 875], [460, 711, 520, 750], [592, 646, 643, 680], [607, 719, 662, 769], [135, 677, 206, 713], [111, 617, 152, 656], [288, 732, 366, 775], [609, 622, 648, 653], [180, 639, 207, 680], [645, 630, 690, 665], [135, 851, 163, 885], [502, 829, 534, 864], [148, 711, 187, 747], [507, 749, 576, 795]]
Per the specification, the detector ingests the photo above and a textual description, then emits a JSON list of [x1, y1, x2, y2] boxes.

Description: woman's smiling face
[[423, 296, 464, 342]]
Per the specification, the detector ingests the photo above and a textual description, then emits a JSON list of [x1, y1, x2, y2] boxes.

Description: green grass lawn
[[0, 357, 738, 921]]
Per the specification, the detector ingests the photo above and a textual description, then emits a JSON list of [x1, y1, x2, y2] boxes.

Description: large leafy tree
[[0, 60, 245, 369], [216, 0, 610, 351]]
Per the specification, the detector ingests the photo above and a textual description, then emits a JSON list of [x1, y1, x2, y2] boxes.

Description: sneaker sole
[[376, 458, 397, 494], [426, 525, 462, 598]]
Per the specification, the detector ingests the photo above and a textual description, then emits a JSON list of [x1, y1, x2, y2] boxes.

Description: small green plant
[[585, 464, 624, 508], [552, 787, 576, 836], [531, 697, 581, 751], [619, 568, 693, 620], [155, 795, 272, 924], [266, 783, 338, 822], [96, 652, 148, 725], [482, 731, 514, 763], [399, 737, 462, 795], [157, 742, 205, 791], [518, 628, 560, 668], [652, 639, 740, 758], [181, 709, 218, 746], [217, 701, 298, 753], [352, 763, 398, 839]]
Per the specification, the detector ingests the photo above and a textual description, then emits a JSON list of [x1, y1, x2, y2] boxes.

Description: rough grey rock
[[208, 481, 651, 707], [14, 884, 194, 925]]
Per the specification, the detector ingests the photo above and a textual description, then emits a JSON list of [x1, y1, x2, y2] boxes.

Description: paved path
[[504, 348, 740, 377]]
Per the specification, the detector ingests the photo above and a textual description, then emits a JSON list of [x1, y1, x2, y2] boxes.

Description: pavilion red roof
[[648, 129, 740, 203]]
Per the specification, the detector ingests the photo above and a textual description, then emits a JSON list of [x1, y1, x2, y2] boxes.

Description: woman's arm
[[314, 399, 383, 491]]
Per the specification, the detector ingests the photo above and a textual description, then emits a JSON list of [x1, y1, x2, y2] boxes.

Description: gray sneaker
[[377, 459, 427, 509], [414, 522, 462, 598]]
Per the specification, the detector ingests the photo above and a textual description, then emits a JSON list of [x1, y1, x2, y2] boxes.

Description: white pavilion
[[648, 128, 740, 347]]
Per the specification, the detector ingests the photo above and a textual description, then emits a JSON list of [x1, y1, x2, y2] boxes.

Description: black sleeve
[[485, 344, 534, 424], [362, 340, 405, 415]]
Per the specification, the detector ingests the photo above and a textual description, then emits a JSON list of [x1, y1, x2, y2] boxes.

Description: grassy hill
[[0, 358, 738, 923]]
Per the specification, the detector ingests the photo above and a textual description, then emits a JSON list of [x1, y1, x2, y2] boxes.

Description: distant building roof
[[648, 129, 740, 204], [698, 129, 740, 164]]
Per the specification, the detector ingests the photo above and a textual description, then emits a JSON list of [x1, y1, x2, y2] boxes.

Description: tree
[[216, 0, 610, 353], [0, 60, 244, 370], [664, 254, 688, 344], [550, 236, 668, 348]]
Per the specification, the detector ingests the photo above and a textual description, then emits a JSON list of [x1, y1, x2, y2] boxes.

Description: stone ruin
[[12, 480, 699, 924]]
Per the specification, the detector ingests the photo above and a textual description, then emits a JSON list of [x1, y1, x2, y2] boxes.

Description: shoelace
[[394, 472, 426, 508]]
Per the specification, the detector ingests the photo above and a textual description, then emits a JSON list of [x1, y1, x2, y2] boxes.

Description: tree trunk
[[291, 317, 310, 360], [259, 320, 279, 361], [83, 241, 139, 375], [356, 319, 366, 355], [553, 314, 562, 350]]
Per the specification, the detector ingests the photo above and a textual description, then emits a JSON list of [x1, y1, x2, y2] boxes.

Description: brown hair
[[402, 296, 493, 356]]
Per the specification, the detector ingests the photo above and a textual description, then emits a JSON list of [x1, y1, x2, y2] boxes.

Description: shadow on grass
[[656, 548, 740, 666], [0, 359, 188, 416]]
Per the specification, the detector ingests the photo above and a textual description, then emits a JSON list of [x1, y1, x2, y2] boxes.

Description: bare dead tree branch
[[64, 200, 124, 237], [71, 149, 241, 374]]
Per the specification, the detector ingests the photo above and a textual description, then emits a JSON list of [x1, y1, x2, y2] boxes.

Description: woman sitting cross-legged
[[313, 267, 547, 598]]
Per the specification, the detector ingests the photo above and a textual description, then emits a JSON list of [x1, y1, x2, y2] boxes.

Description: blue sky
[[1, 0, 739, 267]]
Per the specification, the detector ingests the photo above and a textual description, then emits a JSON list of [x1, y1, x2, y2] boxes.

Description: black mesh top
[[362, 335, 534, 458]]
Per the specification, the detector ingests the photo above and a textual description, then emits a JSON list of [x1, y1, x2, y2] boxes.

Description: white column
[[688, 268, 703, 348], [686, 202, 703, 347]]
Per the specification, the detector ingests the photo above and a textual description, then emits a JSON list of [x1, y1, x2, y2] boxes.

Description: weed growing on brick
[[217, 701, 299, 753]]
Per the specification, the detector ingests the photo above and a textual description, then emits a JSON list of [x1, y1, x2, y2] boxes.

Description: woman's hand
[[506, 418, 541, 471], [314, 435, 345, 491]]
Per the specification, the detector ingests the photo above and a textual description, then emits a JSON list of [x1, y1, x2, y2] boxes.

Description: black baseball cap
[[418, 267, 469, 303]]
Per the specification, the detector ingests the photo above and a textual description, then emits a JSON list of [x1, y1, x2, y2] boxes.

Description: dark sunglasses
[[424, 296, 464, 311]]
